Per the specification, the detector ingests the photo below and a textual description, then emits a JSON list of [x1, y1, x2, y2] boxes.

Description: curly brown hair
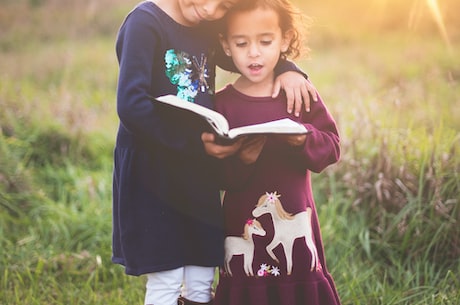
[[222, 0, 310, 59]]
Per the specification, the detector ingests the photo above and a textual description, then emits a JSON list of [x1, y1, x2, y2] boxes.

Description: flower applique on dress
[[164, 49, 212, 102], [257, 263, 281, 277]]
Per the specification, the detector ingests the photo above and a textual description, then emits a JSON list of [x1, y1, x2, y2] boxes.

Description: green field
[[1, 0, 459, 304]]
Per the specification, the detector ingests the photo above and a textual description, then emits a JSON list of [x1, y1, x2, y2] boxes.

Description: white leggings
[[144, 266, 215, 305]]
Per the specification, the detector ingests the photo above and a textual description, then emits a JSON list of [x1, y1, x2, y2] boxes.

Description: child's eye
[[221, 3, 231, 10], [261, 40, 272, 46], [220, 1, 235, 11], [236, 42, 247, 47]]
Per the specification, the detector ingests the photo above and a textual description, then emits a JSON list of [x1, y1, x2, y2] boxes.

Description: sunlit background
[[0, 0, 458, 304]]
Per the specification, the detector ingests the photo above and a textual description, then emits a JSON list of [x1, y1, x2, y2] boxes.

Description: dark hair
[[221, 0, 309, 59]]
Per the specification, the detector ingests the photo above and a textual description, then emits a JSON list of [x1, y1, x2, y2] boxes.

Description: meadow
[[0, 0, 459, 304]]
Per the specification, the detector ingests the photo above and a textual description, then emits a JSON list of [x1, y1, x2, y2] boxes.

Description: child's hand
[[201, 132, 244, 159], [277, 134, 307, 147], [238, 136, 267, 164], [273, 71, 318, 117]]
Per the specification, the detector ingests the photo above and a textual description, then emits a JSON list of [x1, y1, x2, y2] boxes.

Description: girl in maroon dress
[[212, 0, 342, 304]]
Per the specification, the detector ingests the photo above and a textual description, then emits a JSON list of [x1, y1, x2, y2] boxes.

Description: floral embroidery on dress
[[257, 264, 281, 277], [164, 49, 211, 102]]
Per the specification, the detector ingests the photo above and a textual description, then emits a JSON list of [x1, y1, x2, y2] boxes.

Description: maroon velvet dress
[[213, 85, 342, 305]]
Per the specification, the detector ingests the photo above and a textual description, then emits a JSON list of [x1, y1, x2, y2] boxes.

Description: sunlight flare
[[410, 0, 452, 53], [426, 0, 452, 53]]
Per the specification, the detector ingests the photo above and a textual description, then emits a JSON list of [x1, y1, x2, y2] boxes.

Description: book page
[[227, 118, 308, 139], [155, 95, 230, 136], [152, 95, 308, 142]]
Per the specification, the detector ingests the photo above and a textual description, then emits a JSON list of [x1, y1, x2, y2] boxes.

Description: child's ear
[[281, 29, 294, 53], [219, 33, 232, 56]]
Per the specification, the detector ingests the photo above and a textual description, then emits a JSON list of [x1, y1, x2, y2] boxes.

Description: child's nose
[[248, 44, 261, 57], [202, 3, 218, 17]]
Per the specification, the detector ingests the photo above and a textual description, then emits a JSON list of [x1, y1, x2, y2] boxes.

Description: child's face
[[220, 7, 291, 86], [178, 0, 239, 25]]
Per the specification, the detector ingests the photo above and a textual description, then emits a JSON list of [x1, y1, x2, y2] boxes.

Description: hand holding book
[[238, 135, 267, 164], [201, 132, 245, 159]]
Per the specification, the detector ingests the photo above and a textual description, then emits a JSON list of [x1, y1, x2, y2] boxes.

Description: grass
[[1, 0, 459, 304]]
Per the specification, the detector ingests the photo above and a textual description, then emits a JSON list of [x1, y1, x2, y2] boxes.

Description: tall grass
[[1, 0, 459, 304]]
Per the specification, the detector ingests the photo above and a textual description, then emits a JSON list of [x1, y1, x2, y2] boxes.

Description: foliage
[[1, 0, 459, 304]]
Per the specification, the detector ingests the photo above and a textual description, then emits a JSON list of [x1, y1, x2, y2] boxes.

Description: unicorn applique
[[224, 219, 266, 276], [252, 192, 320, 275]]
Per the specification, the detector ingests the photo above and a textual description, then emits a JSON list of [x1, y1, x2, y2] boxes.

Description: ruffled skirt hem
[[214, 273, 341, 305]]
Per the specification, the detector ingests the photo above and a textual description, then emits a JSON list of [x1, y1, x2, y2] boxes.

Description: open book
[[151, 94, 308, 144]]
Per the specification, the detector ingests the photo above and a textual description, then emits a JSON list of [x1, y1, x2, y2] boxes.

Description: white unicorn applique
[[252, 192, 320, 275], [224, 219, 266, 276]]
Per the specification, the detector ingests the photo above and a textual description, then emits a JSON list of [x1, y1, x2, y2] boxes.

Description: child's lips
[[249, 63, 263, 72]]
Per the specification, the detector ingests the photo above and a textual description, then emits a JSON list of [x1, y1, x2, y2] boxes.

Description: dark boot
[[178, 296, 213, 305]]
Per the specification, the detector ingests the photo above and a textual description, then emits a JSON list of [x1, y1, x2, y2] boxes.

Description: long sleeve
[[286, 93, 340, 173], [116, 8, 212, 155]]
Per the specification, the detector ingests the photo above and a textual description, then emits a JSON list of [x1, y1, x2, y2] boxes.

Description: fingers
[[277, 79, 318, 117], [285, 85, 304, 117], [242, 135, 266, 147], [276, 134, 306, 146], [284, 87, 295, 116], [306, 81, 318, 111], [201, 132, 215, 143], [272, 79, 281, 99], [293, 85, 303, 117], [287, 134, 307, 147], [273, 76, 296, 115], [273, 71, 320, 116], [296, 81, 319, 115], [201, 132, 244, 159], [306, 81, 318, 102], [301, 82, 311, 113], [238, 136, 267, 164]]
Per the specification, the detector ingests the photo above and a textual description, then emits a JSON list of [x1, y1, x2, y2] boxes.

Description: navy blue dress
[[112, 1, 224, 276]]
